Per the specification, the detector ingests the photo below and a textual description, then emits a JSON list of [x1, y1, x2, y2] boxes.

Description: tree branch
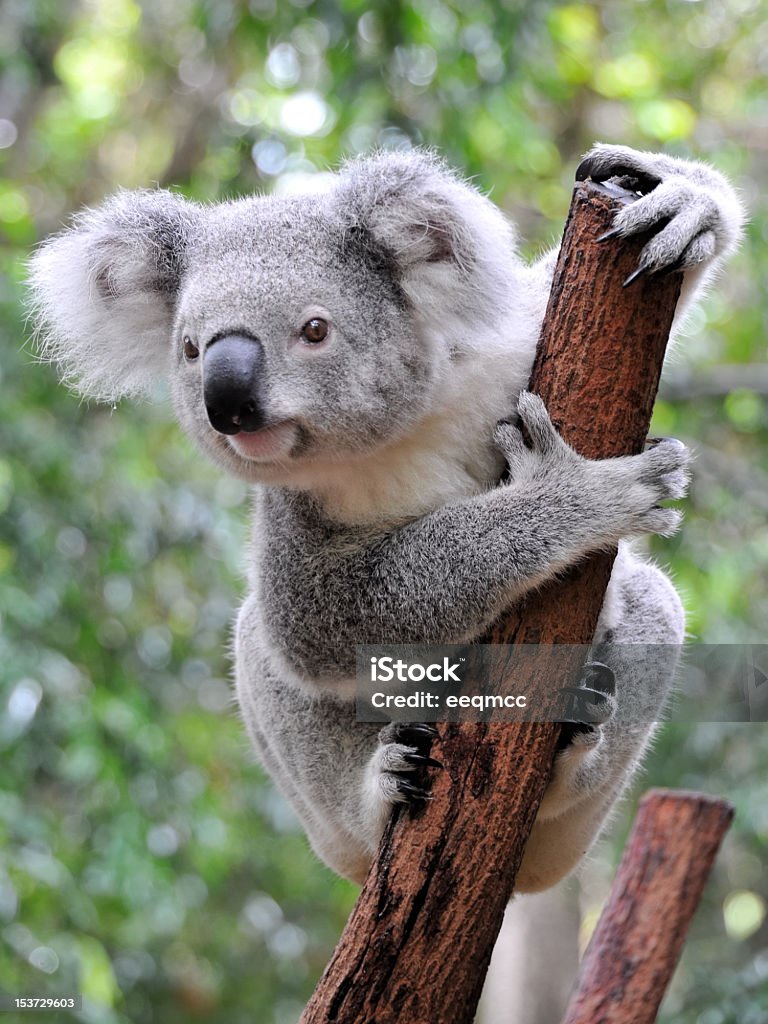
[[300, 179, 683, 1024], [562, 789, 734, 1024]]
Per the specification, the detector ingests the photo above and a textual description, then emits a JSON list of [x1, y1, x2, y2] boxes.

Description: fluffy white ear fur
[[28, 189, 201, 402], [334, 150, 520, 334]]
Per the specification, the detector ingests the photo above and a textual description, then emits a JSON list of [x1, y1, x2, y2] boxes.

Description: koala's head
[[29, 151, 516, 486]]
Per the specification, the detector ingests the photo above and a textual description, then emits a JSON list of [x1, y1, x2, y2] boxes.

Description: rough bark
[[300, 180, 683, 1024], [562, 789, 734, 1024]]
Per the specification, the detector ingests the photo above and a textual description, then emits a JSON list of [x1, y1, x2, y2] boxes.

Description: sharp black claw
[[560, 688, 609, 724], [398, 723, 439, 741], [575, 156, 628, 182], [575, 158, 661, 194], [645, 435, 685, 451], [581, 661, 616, 696], [623, 262, 651, 288], [403, 753, 444, 770], [596, 226, 623, 243], [397, 780, 431, 801], [575, 157, 595, 182], [558, 662, 616, 725], [560, 684, 607, 702]]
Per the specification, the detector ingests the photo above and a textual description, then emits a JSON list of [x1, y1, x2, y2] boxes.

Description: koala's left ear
[[28, 189, 201, 402]]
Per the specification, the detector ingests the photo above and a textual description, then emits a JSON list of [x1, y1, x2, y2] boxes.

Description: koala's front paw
[[495, 392, 690, 543], [373, 722, 442, 805], [577, 143, 744, 280]]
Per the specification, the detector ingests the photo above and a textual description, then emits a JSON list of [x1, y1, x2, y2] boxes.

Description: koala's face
[[171, 196, 436, 485], [30, 150, 514, 488]]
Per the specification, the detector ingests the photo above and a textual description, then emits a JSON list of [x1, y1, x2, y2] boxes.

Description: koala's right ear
[[28, 189, 201, 402]]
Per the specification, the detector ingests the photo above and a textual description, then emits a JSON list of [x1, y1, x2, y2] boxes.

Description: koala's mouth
[[227, 421, 299, 463]]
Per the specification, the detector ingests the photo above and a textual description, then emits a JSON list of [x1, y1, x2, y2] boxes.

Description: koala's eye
[[301, 318, 329, 344], [183, 336, 200, 360]]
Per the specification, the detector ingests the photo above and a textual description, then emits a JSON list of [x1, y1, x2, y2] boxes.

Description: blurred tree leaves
[[0, 0, 766, 1021]]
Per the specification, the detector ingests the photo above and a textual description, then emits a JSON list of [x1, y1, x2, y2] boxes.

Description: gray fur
[[28, 145, 744, 890]]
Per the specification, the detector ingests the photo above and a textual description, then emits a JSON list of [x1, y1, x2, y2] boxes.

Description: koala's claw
[[583, 661, 617, 695], [393, 779, 433, 802], [375, 721, 442, 807], [380, 722, 439, 747], [595, 225, 624, 244], [644, 434, 685, 453], [641, 433, 686, 456], [576, 154, 661, 195], [559, 685, 610, 723], [402, 751, 444, 770], [561, 660, 616, 707], [557, 662, 616, 748], [623, 261, 652, 288]]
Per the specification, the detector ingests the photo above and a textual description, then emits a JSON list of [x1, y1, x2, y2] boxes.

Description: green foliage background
[[1, 1, 766, 1021]]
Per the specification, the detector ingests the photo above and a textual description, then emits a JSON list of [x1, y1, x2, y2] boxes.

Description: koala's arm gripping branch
[[300, 181, 683, 1024]]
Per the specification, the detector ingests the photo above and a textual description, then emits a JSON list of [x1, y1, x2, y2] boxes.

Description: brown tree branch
[[562, 789, 734, 1024], [300, 180, 683, 1024]]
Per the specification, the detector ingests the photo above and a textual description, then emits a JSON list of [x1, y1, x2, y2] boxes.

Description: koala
[[29, 144, 744, 893]]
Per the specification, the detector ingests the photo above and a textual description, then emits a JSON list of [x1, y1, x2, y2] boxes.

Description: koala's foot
[[359, 722, 441, 851], [538, 665, 617, 821], [557, 661, 616, 749], [372, 722, 442, 805], [576, 143, 743, 281]]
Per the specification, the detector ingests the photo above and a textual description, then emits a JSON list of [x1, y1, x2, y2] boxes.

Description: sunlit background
[[1, 1, 766, 1021]]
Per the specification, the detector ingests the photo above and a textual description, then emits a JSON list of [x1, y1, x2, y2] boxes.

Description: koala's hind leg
[[515, 544, 684, 893]]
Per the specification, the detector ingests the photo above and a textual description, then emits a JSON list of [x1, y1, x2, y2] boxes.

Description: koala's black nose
[[203, 334, 266, 435]]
